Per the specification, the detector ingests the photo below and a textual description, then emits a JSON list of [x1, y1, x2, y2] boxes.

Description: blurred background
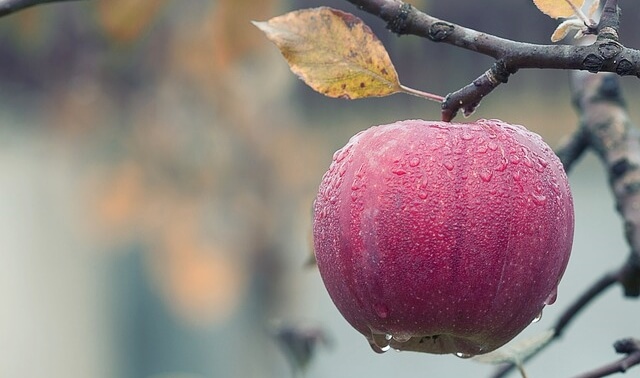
[[0, 0, 639, 377]]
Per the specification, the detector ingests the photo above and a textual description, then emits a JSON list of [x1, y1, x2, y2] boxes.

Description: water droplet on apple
[[523, 157, 534, 168], [455, 352, 474, 359], [374, 303, 389, 318], [392, 332, 412, 343], [392, 168, 407, 175], [369, 340, 391, 354], [461, 131, 474, 140], [537, 156, 549, 168], [495, 159, 508, 172], [444, 161, 454, 171], [369, 332, 392, 353], [409, 157, 420, 167], [544, 288, 558, 305], [531, 193, 547, 205], [479, 170, 493, 182], [333, 145, 352, 163], [418, 191, 428, 199], [531, 310, 543, 323]]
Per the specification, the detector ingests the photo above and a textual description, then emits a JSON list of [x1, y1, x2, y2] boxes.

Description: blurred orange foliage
[[97, 0, 168, 44]]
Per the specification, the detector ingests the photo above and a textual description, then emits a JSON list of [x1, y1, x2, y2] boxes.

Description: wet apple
[[313, 119, 574, 356]]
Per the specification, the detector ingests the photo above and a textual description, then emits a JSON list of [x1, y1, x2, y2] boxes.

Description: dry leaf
[[253, 7, 402, 99], [533, 0, 585, 19]]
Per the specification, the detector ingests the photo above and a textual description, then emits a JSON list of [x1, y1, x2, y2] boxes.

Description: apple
[[312, 119, 574, 356]]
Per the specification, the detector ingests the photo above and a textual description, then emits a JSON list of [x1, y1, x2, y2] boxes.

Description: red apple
[[313, 119, 574, 356]]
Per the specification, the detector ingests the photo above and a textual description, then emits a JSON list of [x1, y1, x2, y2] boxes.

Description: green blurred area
[[0, 1, 638, 377]]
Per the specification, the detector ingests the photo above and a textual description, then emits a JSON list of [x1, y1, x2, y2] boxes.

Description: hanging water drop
[[369, 332, 392, 354], [544, 287, 558, 305], [369, 340, 391, 354], [531, 310, 543, 323], [455, 352, 474, 359]]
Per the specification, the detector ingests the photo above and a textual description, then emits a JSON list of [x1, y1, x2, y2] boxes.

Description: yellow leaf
[[253, 7, 402, 99], [551, 19, 581, 42], [533, 0, 585, 19]]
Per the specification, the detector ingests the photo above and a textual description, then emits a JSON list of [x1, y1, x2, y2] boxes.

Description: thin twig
[[571, 338, 640, 378]]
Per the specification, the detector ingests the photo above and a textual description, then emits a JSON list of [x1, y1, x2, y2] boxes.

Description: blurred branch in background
[[0, 0, 85, 17]]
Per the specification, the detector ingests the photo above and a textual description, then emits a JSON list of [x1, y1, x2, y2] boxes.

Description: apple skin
[[313, 119, 574, 356]]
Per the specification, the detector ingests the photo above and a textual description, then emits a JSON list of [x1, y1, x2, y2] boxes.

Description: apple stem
[[399, 84, 445, 103]]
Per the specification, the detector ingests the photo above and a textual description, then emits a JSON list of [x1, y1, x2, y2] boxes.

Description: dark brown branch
[[598, 0, 620, 42], [345, 0, 639, 120], [441, 62, 511, 122], [0, 0, 84, 17], [572, 71, 640, 296], [572, 338, 640, 378]]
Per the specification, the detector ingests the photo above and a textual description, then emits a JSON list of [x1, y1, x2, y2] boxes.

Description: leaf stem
[[564, 0, 597, 28], [399, 84, 445, 103]]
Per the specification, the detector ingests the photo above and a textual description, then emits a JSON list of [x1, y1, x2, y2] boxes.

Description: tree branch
[[572, 338, 640, 378], [572, 71, 640, 297], [344, 0, 640, 120], [0, 0, 84, 18]]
